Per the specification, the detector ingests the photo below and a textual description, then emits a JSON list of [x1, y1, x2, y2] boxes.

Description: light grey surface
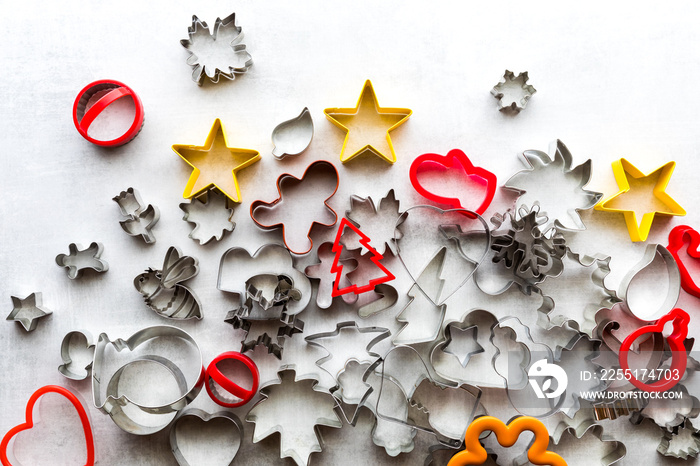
[[2, 0, 700, 464]]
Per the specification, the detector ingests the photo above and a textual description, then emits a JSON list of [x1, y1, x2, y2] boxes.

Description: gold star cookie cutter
[[594, 158, 685, 242], [172, 118, 260, 203], [324, 79, 411, 164]]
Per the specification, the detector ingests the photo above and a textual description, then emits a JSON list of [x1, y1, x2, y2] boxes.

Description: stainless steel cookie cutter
[[6, 292, 52, 332], [55, 242, 108, 279], [271, 107, 314, 160], [179, 188, 235, 245], [113, 187, 159, 244], [58, 330, 95, 380], [491, 70, 536, 112], [169, 408, 243, 466]]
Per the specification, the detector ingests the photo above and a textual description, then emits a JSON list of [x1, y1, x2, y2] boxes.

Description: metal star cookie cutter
[[55, 242, 108, 279], [58, 330, 95, 380], [169, 409, 243, 466], [112, 187, 159, 244], [271, 107, 314, 160], [180, 188, 235, 245], [180, 12, 252, 86], [6, 292, 52, 332], [92, 325, 204, 435], [491, 70, 536, 112]]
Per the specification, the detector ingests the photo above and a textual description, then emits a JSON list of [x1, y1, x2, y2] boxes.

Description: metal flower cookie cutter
[[113, 187, 159, 244]]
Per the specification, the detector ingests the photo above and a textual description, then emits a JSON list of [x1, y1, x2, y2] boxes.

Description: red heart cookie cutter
[[1, 385, 95, 466], [668, 225, 700, 299]]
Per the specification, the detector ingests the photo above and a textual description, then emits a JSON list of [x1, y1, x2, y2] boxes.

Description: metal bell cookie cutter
[[92, 325, 204, 435], [271, 107, 314, 160], [169, 409, 243, 466], [6, 292, 52, 332], [55, 242, 108, 279], [112, 187, 159, 244], [491, 70, 536, 112]]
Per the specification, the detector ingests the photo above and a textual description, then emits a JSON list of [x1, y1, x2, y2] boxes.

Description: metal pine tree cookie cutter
[[491, 70, 536, 112], [271, 107, 314, 160], [112, 187, 159, 244], [169, 409, 243, 466]]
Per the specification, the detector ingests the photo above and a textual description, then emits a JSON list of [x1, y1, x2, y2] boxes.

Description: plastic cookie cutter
[[55, 242, 108, 279], [173, 118, 260, 203], [134, 246, 202, 320], [271, 107, 314, 160], [619, 308, 689, 393], [205, 351, 259, 408], [180, 12, 253, 86], [72, 79, 144, 147], [447, 416, 566, 466], [1, 385, 95, 466], [169, 409, 243, 466], [6, 292, 52, 332], [668, 225, 700, 299], [324, 79, 412, 164], [180, 188, 235, 245], [594, 158, 685, 242], [112, 187, 159, 244], [92, 325, 204, 435], [58, 330, 95, 381], [409, 149, 497, 216], [491, 70, 536, 113], [250, 160, 339, 255]]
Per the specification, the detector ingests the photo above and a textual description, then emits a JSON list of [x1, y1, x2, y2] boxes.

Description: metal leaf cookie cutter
[[180, 188, 235, 245], [491, 70, 536, 112], [169, 409, 243, 466], [113, 187, 159, 244], [58, 330, 95, 380], [6, 292, 52, 332], [55, 242, 108, 279], [272, 107, 314, 160]]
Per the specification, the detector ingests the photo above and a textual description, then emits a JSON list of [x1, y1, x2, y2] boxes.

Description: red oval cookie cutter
[[73, 79, 144, 147], [1, 385, 95, 466], [205, 352, 260, 408], [619, 308, 689, 393]]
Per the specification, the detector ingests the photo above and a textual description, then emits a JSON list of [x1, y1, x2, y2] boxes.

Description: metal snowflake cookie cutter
[[550, 418, 626, 466], [169, 409, 243, 466], [341, 189, 405, 256], [6, 292, 52, 332], [657, 418, 700, 459], [304, 242, 358, 309], [218, 243, 311, 316], [91, 325, 204, 435], [112, 187, 160, 244], [180, 12, 252, 86], [58, 330, 95, 380], [245, 369, 342, 466], [134, 246, 202, 320], [271, 107, 314, 160], [180, 188, 235, 245], [55, 242, 108, 279], [491, 70, 536, 112], [504, 140, 603, 235], [250, 160, 339, 255]]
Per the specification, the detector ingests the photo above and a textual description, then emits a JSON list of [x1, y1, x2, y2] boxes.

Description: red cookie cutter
[[409, 149, 497, 216], [668, 225, 700, 299], [1, 385, 95, 466], [205, 352, 260, 408], [73, 79, 144, 147], [619, 308, 689, 393]]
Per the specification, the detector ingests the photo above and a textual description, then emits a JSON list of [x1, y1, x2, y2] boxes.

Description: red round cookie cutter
[[72, 79, 144, 147], [205, 352, 260, 408]]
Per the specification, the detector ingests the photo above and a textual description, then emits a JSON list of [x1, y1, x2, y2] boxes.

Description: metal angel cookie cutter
[[92, 325, 204, 435], [180, 12, 252, 86], [113, 187, 159, 244], [169, 409, 243, 466], [55, 242, 108, 279], [271, 107, 314, 160]]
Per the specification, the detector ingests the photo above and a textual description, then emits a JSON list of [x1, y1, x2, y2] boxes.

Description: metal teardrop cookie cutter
[[271, 107, 314, 160], [91, 325, 204, 435], [169, 409, 244, 466]]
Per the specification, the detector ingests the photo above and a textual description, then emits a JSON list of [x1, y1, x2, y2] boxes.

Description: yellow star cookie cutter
[[324, 80, 411, 164], [172, 118, 260, 203], [448, 416, 567, 466], [594, 158, 685, 242]]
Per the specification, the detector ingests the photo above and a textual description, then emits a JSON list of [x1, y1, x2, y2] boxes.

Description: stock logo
[[528, 359, 568, 399]]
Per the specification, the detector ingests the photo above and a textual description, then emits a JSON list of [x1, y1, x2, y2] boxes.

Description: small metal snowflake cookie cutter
[[55, 242, 108, 279], [58, 330, 95, 380], [491, 70, 536, 112], [113, 187, 160, 243], [180, 188, 235, 245], [169, 409, 244, 466], [180, 12, 253, 86], [6, 292, 52, 332]]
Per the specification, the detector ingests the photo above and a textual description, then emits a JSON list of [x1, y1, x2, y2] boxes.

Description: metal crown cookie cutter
[[271, 107, 314, 160], [112, 187, 159, 244], [169, 409, 243, 466], [6, 292, 52, 332], [55, 242, 108, 279], [92, 325, 204, 435], [491, 70, 536, 112], [250, 160, 339, 255]]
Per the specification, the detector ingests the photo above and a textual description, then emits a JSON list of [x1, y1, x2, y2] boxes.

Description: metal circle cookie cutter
[[73, 79, 144, 147], [91, 325, 204, 435]]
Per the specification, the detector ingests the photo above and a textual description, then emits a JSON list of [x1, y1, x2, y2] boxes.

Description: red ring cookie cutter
[[619, 308, 689, 393], [73, 79, 144, 147], [668, 225, 700, 299], [1, 385, 95, 466], [205, 352, 260, 408]]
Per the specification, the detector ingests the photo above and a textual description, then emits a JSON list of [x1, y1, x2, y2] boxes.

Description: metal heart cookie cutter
[[91, 325, 204, 435], [169, 409, 243, 466]]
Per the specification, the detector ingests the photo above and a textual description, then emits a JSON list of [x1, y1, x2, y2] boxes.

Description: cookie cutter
[[55, 242, 108, 279], [271, 107, 314, 160], [447, 416, 565, 466], [180, 188, 235, 244], [180, 12, 253, 86], [250, 160, 339, 255], [491, 70, 536, 112], [6, 292, 52, 332], [0, 385, 95, 466], [92, 325, 204, 435], [658, 418, 700, 459], [410, 149, 497, 215], [323, 79, 412, 164], [342, 189, 404, 256], [58, 330, 95, 381], [169, 409, 243, 466], [205, 352, 259, 407], [134, 246, 202, 320], [112, 187, 159, 243], [668, 225, 700, 299], [172, 118, 260, 203], [550, 419, 626, 466], [594, 158, 685, 242], [72, 79, 144, 147], [304, 242, 358, 309]]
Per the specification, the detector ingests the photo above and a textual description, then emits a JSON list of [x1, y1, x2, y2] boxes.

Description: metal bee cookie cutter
[[55, 242, 108, 279], [169, 409, 244, 466], [113, 187, 159, 244], [91, 325, 204, 435], [271, 107, 314, 160]]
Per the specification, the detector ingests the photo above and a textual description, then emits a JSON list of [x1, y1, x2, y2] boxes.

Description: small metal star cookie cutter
[[6, 292, 52, 332], [55, 242, 108, 279], [491, 70, 536, 112]]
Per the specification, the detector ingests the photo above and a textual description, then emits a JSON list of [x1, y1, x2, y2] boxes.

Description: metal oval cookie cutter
[[91, 325, 204, 435]]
